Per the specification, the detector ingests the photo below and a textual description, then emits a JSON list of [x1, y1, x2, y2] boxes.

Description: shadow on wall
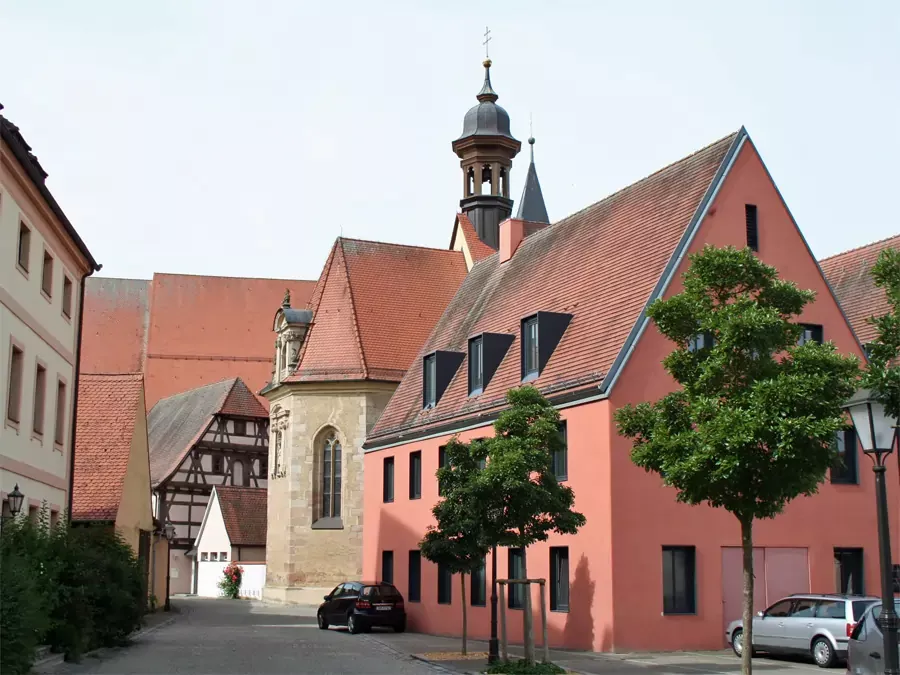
[[563, 554, 596, 650]]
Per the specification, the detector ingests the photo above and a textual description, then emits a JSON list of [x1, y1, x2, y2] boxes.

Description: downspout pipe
[[67, 263, 101, 521]]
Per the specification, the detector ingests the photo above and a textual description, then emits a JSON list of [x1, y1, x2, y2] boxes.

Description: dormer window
[[469, 337, 484, 395], [422, 350, 464, 409], [523, 316, 539, 379], [520, 312, 572, 382], [424, 354, 437, 408], [798, 324, 823, 346]]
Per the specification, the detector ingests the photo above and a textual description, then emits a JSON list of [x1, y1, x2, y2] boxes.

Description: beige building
[[1, 108, 100, 521]]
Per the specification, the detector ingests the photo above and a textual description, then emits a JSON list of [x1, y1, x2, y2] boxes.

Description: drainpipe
[[67, 265, 100, 521]]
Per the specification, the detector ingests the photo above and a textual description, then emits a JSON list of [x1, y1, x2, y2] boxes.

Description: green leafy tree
[[420, 438, 491, 655], [614, 246, 858, 675], [862, 247, 900, 407], [479, 386, 586, 663]]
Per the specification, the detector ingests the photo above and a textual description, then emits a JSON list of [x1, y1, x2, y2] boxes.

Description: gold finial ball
[[483, 58, 492, 68]]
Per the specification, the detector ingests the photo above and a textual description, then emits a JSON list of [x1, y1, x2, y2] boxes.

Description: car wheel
[[348, 613, 361, 634], [317, 612, 328, 630], [731, 629, 755, 658], [812, 637, 835, 668], [394, 619, 407, 633]]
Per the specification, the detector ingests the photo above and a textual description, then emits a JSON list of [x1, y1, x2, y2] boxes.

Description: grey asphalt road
[[44, 597, 444, 675]]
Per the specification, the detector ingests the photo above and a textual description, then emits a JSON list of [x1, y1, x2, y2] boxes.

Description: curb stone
[[362, 634, 472, 675], [31, 616, 177, 672]]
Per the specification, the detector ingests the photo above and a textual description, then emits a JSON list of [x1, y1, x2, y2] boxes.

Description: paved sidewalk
[[364, 631, 826, 675]]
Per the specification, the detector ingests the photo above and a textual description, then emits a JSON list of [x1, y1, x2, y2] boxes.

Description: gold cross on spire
[[483, 26, 492, 59]]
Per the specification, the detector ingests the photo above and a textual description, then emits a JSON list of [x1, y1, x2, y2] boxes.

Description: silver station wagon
[[726, 593, 879, 668]]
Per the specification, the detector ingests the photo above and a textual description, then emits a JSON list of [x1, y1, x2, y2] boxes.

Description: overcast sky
[[2, 1, 897, 281]]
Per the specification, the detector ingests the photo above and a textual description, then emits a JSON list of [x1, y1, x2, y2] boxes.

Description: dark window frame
[[409, 450, 422, 500], [62, 275, 73, 319], [834, 548, 865, 595], [469, 336, 484, 395], [381, 550, 394, 584], [552, 421, 568, 481], [437, 561, 452, 604], [745, 204, 759, 252], [321, 434, 342, 519], [423, 354, 437, 409], [438, 446, 448, 496], [233, 419, 247, 436], [383, 456, 395, 502], [662, 545, 696, 615], [550, 547, 570, 612], [211, 453, 224, 474], [408, 550, 421, 602], [17, 222, 31, 273], [471, 558, 486, 606], [798, 324, 824, 346], [41, 249, 54, 298], [508, 548, 525, 609], [831, 428, 859, 485], [522, 316, 539, 380]]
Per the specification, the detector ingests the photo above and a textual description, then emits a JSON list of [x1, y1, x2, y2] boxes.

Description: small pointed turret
[[516, 137, 549, 224], [476, 59, 499, 103]]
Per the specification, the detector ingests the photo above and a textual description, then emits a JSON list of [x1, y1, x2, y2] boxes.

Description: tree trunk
[[522, 548, 535, 663], [460, 573, 468, 656], [740, 517, 754, 675]]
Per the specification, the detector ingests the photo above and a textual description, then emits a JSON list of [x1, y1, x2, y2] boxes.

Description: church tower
[[452, 58, 522, 250]]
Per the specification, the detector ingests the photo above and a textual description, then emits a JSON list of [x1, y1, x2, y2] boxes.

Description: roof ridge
[[152, 272, 316, 283], [339, 239, 369, 379], [338, 236, 463, 255], [819, 234, 900, 263], [80, 372, 144, 379], [152, 377, 237, 405]]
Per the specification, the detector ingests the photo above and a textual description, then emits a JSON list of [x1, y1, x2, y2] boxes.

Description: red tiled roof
[[81, 279, 150, 374], [369, 131, 740, 442], [214, 486, 267, 547], [286, 238, 467, 383], [455, 213, 495, 263], [147, 378, 265, 486], [820, 235, 900, 345], [72, 374, 146, 521]]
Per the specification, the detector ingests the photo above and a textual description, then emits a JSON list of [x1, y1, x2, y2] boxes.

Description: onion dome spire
[[477, 59, 499, 103]]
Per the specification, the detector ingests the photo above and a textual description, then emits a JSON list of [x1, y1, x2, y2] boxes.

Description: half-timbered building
[[148, 377, 268, 594]]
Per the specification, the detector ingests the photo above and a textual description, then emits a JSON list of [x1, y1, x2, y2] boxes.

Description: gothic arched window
[[321, 434, 342, 518]]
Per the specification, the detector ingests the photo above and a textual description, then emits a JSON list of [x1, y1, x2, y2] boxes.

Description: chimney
[[499, 218, 526, 263]]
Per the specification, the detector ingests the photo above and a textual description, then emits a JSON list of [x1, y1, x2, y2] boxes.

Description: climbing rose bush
[[218, 562, 244, 599]]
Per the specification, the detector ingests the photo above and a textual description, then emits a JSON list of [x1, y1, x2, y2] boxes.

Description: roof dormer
[[521, 311, 573, 382], [423, 350, 464, 409]]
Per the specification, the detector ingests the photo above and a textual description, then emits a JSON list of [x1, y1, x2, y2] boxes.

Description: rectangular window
[[550, 547, 570, 612], [233, 419, 247, 436], [409, 450, 422, 500], [33, 364, 46, 435], [831, 428, 859, 484], [211, 552, 218, 561], [437, 561, 452, 604], [469, 336, 484, 395], [201, 552, 208, 561], [54, 380, 66, 445], [41, 250, 53, 297], [523, 316, 539, 378], [745, 204, 759, 252], [552, 421, 568, 481], [221, 552, 228, 561], [834, 548, 864, 594], [7, 345, 24, 424], [382, 550, 394, 584], [471, 558, 486, 606], [508, 548, 525, 609], [798, 324, 824, 346], [662, 546, 696, 614], [212, 454, 224, 474], [17, 222, 30, 272], [438, 446, 448, 496], [383, 456, 395, 502], [62, 276, 73, 319], [423, 354, 436, 408], [408, 551, 421, 602]]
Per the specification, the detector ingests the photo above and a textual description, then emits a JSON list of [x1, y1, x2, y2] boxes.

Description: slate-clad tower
[[452, 59, 522, 249]]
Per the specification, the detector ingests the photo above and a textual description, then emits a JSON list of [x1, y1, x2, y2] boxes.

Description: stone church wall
[[264, 383, 395, 603]]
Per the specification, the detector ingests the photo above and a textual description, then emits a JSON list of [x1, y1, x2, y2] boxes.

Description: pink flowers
[[219, 561, 245, 599]]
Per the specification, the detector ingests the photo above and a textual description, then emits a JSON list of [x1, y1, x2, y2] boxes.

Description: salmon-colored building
[[80, 274, 316, 409], [363, 128, 899, 652]]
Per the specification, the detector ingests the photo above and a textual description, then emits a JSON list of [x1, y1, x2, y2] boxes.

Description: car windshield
[[852, 600, 878, 620]]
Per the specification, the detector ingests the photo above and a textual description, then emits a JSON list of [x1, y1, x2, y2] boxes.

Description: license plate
[[376, 605, 391, 611]]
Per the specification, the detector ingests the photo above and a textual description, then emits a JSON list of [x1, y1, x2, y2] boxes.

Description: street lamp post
[[163, 523, 176, 612], [843, 389, 899, 675]]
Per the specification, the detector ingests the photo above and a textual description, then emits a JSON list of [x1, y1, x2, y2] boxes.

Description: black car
[[317, 581, 406, 634]]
